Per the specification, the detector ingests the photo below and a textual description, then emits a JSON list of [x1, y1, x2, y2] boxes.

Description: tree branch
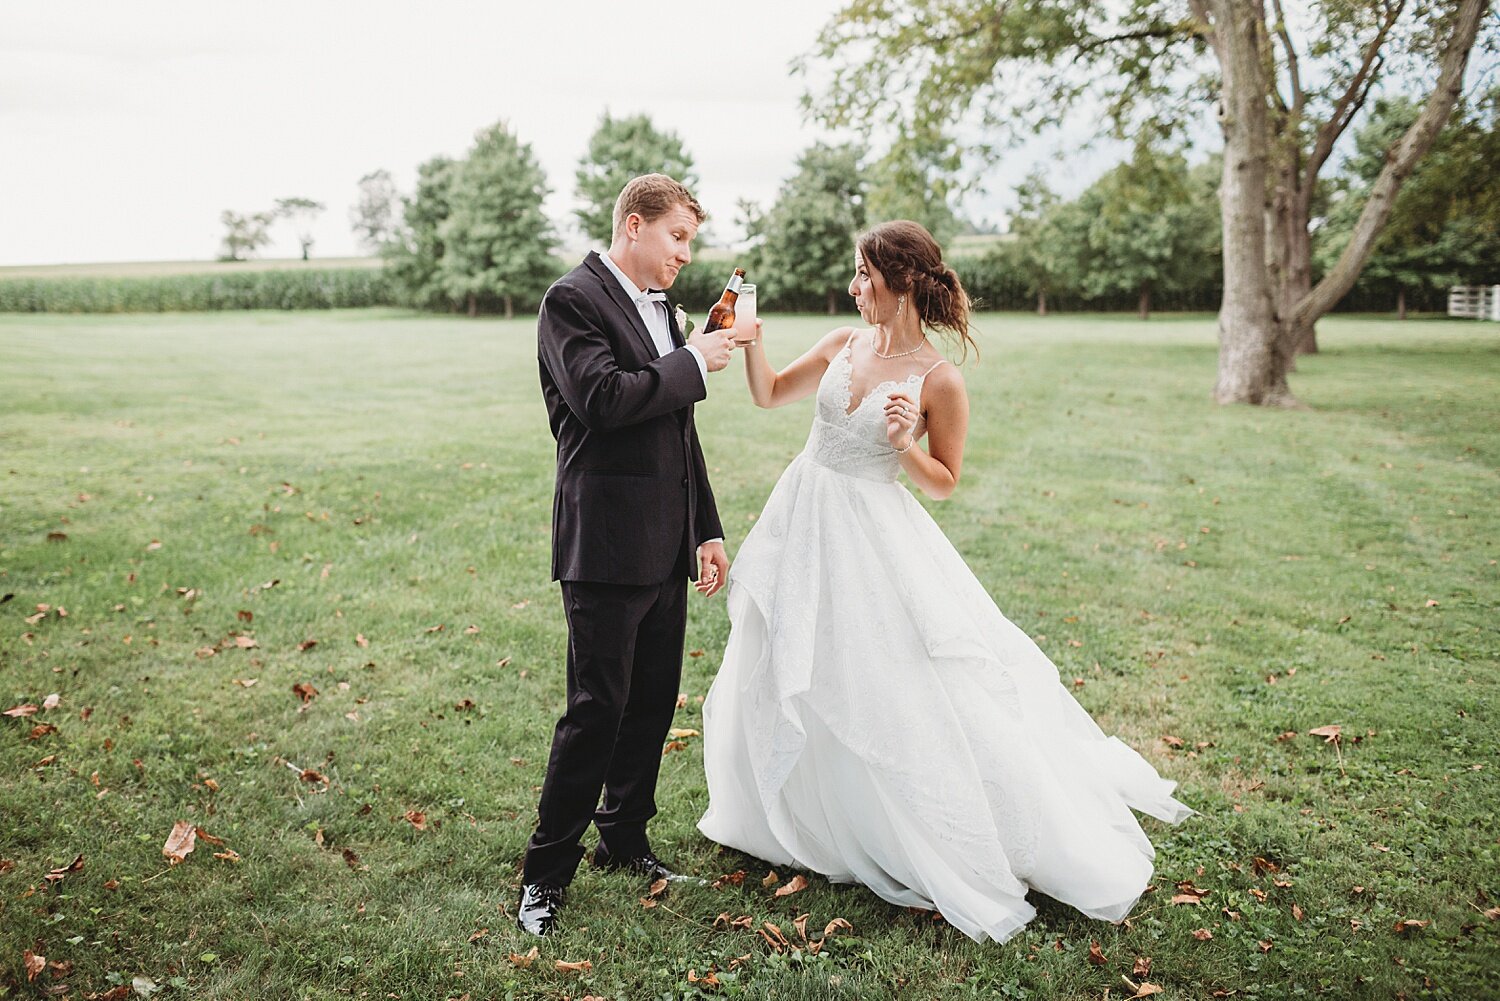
[[1295, 0, 1490, 329], [1269, 0, 1303, 117], [1302, 1, 1406, 194]]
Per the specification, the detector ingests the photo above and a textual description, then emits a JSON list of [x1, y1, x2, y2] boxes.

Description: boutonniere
[[673, 305, 695, 336]]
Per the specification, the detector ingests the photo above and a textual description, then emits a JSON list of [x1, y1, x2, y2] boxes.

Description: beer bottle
[[703, 268, 746, 333]]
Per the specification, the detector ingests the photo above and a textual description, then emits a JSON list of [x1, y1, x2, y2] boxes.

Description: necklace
[[872, 330, 926, 359]]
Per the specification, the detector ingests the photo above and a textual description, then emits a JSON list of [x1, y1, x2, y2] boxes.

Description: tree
[[1007, 168, 1070, 316], [439, 121, 557, 318], [217, 210, 274, 262], [756, 143, 868, 314], [574, 113, 697, 244], [800, 0, 1494, 405], [274, 197, 325, 260], [865, 144, 959, 242], [350, 169, 398, 253], [385, 156, 459, 310], [1069, 143, 1219, 318], [1318, 91, 1500, 317]]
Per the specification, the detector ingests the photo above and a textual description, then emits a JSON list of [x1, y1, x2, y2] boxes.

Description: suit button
[[681, 478, 689, 488]]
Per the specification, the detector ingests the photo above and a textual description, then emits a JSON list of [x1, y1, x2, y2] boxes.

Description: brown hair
[[857, 220, 977, 362], [612, 173, 706, 240]]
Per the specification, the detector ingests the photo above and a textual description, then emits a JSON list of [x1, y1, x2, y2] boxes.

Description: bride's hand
[[884, 390, 919, 451]]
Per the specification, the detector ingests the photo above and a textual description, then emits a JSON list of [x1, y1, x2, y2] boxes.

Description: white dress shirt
[[598, 250, 708, 385]]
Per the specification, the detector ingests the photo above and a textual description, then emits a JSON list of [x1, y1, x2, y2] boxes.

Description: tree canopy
[[574, 113, 697, 245]]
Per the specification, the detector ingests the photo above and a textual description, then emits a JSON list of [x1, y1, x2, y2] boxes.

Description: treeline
[[0, 268, 392, 314]]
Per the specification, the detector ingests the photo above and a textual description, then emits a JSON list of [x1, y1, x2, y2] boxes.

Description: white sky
[[1, 1, 1138, 266]]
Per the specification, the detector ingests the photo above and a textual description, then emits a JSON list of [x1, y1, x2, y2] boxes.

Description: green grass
[[1, 309, 1497, 1000], [0, 258, 382, 279]]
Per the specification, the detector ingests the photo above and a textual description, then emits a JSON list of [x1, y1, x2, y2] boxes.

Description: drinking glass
[[732, 283, 758, 345]]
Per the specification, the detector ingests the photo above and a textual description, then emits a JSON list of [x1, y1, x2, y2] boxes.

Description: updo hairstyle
[[856, 220, 978, 361]]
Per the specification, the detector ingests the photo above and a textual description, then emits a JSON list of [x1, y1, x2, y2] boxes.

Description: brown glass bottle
[[703, 268, 746, 333]]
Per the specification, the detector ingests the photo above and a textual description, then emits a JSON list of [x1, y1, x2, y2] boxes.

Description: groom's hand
[[688, 327, 735, 372], [695, 541, 729, 597]]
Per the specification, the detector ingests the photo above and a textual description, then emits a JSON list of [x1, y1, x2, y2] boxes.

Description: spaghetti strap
[[843, 328, 860, 349], [920, 358, 946, 378]]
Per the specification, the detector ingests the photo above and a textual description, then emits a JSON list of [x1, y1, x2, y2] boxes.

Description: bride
[[697, 220, 1193, 944]]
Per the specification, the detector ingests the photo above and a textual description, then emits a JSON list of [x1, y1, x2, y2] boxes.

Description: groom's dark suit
[[525, 251, 724, 887]]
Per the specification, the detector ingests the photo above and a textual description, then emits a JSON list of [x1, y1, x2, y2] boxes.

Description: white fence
[[1448, 285, 1500, 320]]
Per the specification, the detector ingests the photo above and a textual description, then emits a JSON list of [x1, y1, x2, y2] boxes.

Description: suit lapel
[[583, 252, 658, 360]]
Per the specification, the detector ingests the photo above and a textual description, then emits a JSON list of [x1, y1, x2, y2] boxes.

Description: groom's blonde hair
[[612, 174, 706, 241]]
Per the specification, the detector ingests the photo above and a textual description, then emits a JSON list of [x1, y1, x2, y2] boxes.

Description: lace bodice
[[804, 335, 939, 483]]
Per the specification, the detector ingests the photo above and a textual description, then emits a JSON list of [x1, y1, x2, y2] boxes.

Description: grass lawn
[[1, 309, 1496, 1000]]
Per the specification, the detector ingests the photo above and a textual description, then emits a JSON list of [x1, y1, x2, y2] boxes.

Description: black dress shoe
[[516, 882, 565, 936], [592, 846, 701, 884]]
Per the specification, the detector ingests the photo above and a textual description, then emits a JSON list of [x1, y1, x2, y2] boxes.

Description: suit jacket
[[537, 251, 724, 585]]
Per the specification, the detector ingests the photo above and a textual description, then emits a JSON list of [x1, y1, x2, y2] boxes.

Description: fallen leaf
[[1276, 730, 1298, 741], [297, 639, 318, 652], [29, 722, 58, 740], [1088, 940, 1107, 965], [44, 854, 84, 884], [213, 849, 242, 863], [762, 870, 779, 887], [24, 950, 45, 982], [668, 728, 700, 738], [1191, 928, 1213, 940], [676, 693, 689, 709], [822, 917, 853, 939], [1132, 956, 1152, 977], [1123, 981, 1164, 999], [1170, 894, 1203, 905], [163, 820, 198, 863], [342, 848, 364, 871], [1309, 724, 1342, 743], [292, 682, 319, 704], [1160, 735, 1184, 748], [713, 913, 754, 930], [662, 740, 688, 754], [774, 874, 809, 897], [355, 633, 369, 648], [1393, 919, 1430, 934], [1292, 903, 1305, 921], [1258, 939, 1274, 952], [687, 968, 721, 987], [506, 946, 539, 968], [237, 610, 253, 623], [711, 870, 747, 889], [1252, 856, 1280, 875], [42, 694, 59, 710], [468, 928, 488, 943], [555, 960, 593, 973], [234, 635, 258, 649], [646, 877, 669, 899], [404, 810, 428, 831], [3, 704, 39, 717]]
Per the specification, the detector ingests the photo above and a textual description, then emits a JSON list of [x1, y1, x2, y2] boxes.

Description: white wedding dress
[[698, 331, 1193, 944]]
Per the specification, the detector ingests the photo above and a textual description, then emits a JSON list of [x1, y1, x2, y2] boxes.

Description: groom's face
[[629, 204, 699, 290]]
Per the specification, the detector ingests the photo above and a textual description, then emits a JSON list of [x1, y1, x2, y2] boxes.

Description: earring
[[897, 294, 905, 318]]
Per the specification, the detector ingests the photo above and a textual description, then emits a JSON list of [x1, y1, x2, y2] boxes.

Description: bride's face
[[848, 250, 892, 324]]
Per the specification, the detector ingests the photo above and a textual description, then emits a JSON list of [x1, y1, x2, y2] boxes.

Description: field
[[1, 309, 1497, 1000], [0, 258, 382, 280]]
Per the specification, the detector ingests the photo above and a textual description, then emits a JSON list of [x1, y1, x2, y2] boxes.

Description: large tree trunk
[[826, 289, 838, 315], [504, 295, 515, 320], [1204, 0, 1290, 405], [1397, 286, 1407, 320], [1138, 282, 1151, 320], [467, 293, 477, 318], [1037, 288, 1048, 317], [1292, 0, 1488, 335]]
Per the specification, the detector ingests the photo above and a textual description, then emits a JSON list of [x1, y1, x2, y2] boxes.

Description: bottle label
[[725, 274, 743, 295]]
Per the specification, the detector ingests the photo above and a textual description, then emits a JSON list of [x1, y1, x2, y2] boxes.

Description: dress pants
[[522, 557, 689, 886]]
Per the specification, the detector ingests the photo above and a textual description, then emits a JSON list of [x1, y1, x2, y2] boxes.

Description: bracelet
[[895, 434, 916, 455]]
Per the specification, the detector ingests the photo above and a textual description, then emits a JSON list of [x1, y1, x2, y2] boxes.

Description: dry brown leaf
[[761, 870, 779, 887], [163, 820, 198, 864], [713, 913, 754, 930], [668, 728, 700, 738], [3, 704, 39, 717], [646, 877, 669, 899], [404, 810, 428, 831], [1482, 907, 1500, 921], [506, 946, 539, 968], [1087, 940, 1107, 965], [687, 968, 721, 987], [213, 849, 242, 863], [468, 928, 488, 943], [1309, 724, 1342, 743], [1123, 981, 1164, 999], [1393, 919, 1430, 934], [234, 635, 258, 649], [774, 874, 810, 898], [42, 694, 60, 710], [1292, 902, 1305, 921], [1160, 735, 1184, 748], [1275, 730, 1298, 741], [555, 959, 593, 973], [711, 870, 747, 889], [237, 610, 253, 623], [44, 854, 84, 884], [793, 912, 810, 941], [342, 848, 364, 871], [760, 921, 790, 950], [1132, 956, 1152, 977], [662, 740, 688, 754], [355, 633, 369, 647], [675, 693, 689, 709], [1170, 894, 1203, 905], [822, 917, 854, 939], [292, 682, 319, 704], [1258, 939, 1274, 952], [28, 722, 57, 740], [297, 639, 318, 652], [1252, 856, 1279, 875], [1191, 928, 1213, 941], [24, 950, 45, 982]]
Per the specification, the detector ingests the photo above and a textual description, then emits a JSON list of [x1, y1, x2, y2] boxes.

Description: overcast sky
[[2, 1, 1142, 266]]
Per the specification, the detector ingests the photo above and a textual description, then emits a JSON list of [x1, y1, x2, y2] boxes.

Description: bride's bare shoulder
[[815, 325, 860, 359]]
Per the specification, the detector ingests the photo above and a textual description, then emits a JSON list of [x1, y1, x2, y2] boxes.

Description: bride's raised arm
[[739, 323, 855, 409]]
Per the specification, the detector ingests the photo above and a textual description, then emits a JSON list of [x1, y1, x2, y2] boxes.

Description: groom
[[519, 174, 734, 936]]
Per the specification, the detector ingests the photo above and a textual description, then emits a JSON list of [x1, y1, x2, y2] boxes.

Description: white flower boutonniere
[[673, 305, 695, 336]]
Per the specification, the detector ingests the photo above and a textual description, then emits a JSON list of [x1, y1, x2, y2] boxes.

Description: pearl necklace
[[872, 330, 926, 359]]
